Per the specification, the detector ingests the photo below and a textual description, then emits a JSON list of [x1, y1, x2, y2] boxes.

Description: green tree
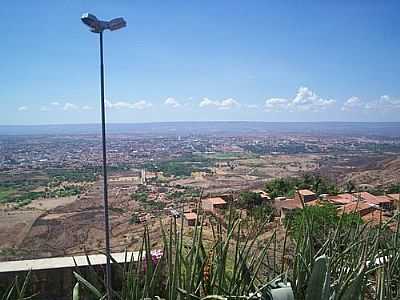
[[248, 204, 273, 221], [131, 192, 148, 202], [265, 174, 338, 199], [388, 183, 400, 194], [238, 191, 263, 209], [285, 203, 363, 249]]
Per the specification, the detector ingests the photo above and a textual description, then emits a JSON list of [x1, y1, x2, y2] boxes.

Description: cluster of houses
[[183, 196, 227, 226], [276, 189, 399, 225], [180, 187, 399, 227]]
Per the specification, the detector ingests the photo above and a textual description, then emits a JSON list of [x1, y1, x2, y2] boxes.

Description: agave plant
[[287, 206, 400, 300], [4, 203, 399, 300], [72, 207, 296, 299], [0, 271, 34, 300]]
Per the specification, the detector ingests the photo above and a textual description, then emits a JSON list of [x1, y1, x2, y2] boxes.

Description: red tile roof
[[329, 193, 354, 205], [298, 189, 316, 196], [341, 202, 375, 214], [278, 198, 302, 210], [357, 192, 378, 203], [388, 194, 400, 201], [330, 192, 392, 206], [204, 197, 227, 205], [362, 210, 386, 224], [373, 195, 393, 205], [184, 212, 198, 220]]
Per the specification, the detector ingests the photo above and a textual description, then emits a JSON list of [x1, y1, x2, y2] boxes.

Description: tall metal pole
[[99, 31, 113, 299]]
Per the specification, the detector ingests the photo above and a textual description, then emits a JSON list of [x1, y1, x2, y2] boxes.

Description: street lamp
[[81, 13, 126, 299]]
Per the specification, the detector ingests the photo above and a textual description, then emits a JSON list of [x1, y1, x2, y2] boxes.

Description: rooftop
[[330, 192, 393, 206], [357, 192, 378, 203], [183, 212, 198, 220], [252, 190, 270, 198], [329, 193, 354, 205], [388, 194, 400, 201], [203, 197, 227, 205], [362, 210, 385, 224], [373, 195, 393, 204], [341, 202, 375, 214], [298, 189, 316, 196], [278, 198, 302, 210]]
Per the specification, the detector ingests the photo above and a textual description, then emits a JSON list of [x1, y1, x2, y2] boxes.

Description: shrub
[[238, 191, 263, 209]]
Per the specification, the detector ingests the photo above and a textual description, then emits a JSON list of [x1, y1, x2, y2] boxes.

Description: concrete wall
[[0, 264, 123, 300]]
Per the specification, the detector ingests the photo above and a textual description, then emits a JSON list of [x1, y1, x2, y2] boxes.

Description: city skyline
[[2, 1, 400, 124]]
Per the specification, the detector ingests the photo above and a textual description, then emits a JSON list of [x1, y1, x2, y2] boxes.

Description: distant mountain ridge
[[0, 122, 399, 137]]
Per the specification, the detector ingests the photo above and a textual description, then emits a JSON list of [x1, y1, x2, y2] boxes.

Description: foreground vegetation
[[3, 202, 398, 299], [81, 207, 398, 300]]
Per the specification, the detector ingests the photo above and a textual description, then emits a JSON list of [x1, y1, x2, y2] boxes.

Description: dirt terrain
[[0, 178, 168, 261], [172, 154, 321, 195], [0, 210, 43, 250], [26, 196, 77, 210], [342, 156, 400, 187], [1, 153, 398, 261]]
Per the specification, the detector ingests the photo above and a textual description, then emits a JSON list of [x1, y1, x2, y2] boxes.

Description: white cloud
[[378, 95, 400, 109], [41, 102, 92, 112], [220, 98, 240, 110], [164, 97, 181, 108], [114, 102, 133, 109], [106, 100, 152, 110], [105, 100, 113, 108], [264, 98, 291, 112], [17, 106, 28, 111], [199, 97, 240, 110], [342, 96, 364, 111], [82, 105, 93, 111], [292, 87, 335, 111], [131, 100, 152, 110], [265, 87, 335, 112], [199, 98, 214, 108], [63, 102, 79, 111], [341, 95, 400, 112]]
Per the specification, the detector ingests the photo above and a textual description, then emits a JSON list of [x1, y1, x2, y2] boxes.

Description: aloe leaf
[[340, 271, 363, 300], [73, 271, 103, 298], [305, 255, 330, 300], [72, 282, 80, 300], [269, 286, 295, 300]]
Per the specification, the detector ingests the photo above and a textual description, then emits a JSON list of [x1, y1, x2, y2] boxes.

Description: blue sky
[[1, 1, 400, 124]]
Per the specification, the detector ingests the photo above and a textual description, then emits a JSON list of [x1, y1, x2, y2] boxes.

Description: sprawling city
[[1, 122, 400, 298], [1, 1, 400, 299]]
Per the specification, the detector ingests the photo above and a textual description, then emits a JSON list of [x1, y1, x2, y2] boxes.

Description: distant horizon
[[2, 120, 400, 127], [1, 121, 400, 137]]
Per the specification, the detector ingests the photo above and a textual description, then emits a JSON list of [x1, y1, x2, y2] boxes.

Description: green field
[[0, 168, 88, 206], [202, 152, 258, 160], [0, 187, 16, 203]]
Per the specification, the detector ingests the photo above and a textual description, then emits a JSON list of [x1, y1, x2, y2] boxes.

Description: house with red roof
[[275, 198, 303, 220], [202, 197, 227, 212], [183, 212, 198, 226], [341, 201, 376, 216], [388, 194, 400, 210], [294, 189, 317, 203]]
